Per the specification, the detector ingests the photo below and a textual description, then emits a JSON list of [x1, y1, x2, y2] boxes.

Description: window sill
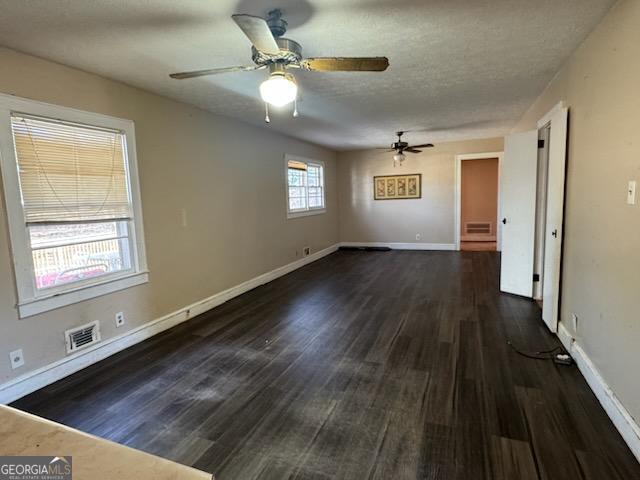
[[287, 209, 326, 219], [18, 271, 149, 318]]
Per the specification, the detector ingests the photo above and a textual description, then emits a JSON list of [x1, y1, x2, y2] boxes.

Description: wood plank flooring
[[12, 251, 640, 479]]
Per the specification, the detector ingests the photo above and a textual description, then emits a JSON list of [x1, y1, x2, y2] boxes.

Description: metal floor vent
[[65, 321, 100, 354], [465, 222, 492, 235]]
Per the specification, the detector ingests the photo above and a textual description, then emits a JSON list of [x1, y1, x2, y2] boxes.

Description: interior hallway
[[12, 251, 640, 480]]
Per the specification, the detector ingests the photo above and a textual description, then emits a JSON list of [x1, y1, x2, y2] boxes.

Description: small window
[[0, 95, 148, 317], [286, 155, 325, 218]]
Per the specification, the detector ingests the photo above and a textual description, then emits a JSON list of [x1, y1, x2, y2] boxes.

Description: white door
[[541, 106, 569, 332], [500, 131, 538, 297]]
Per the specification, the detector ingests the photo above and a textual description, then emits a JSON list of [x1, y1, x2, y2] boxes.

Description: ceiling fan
[[169, 9, 389, 122], [385, 131, 434, 166]]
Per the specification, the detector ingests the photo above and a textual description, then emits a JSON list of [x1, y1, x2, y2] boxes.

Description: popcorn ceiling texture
[[0, 0, 614, 149]]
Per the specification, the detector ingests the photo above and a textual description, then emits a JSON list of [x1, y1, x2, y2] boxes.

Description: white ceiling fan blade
[[232, 14, 280, 54]]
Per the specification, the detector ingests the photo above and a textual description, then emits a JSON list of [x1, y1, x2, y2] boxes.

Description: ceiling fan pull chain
[[293, 98, 299, 118], [264, 103, 270, 123]]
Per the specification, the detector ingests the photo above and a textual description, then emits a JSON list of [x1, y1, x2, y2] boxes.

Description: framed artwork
[[374, 174, 421, 200]]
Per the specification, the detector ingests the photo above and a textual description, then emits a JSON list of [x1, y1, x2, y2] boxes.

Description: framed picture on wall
[[373, 174, 421, 200]]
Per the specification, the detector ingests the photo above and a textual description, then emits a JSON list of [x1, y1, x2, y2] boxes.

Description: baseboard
[[558, 322, 640, 463], [339, 241, 456, 251], [0, 243, 340, 404]]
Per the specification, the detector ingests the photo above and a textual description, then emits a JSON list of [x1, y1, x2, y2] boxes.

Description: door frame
[[454, 152, 504, 251]]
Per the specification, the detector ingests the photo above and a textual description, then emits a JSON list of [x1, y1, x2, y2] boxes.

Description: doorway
[[459, 157, 500, 251]]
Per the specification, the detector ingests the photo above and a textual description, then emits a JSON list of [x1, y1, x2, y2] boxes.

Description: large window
[[0, 95, 148, 317], [286, 155, 325, 218]]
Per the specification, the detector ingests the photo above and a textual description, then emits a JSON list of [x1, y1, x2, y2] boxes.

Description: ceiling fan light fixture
[[393, 152, 406, 163], [260, 72, 297, 107]]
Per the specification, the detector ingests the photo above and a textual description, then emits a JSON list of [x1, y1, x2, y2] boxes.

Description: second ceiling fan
[[385, 131, 434, 166], [170, 9, 389, 122]]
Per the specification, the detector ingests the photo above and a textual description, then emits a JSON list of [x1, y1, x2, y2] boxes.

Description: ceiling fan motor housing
[[252, 37, 302, 66]]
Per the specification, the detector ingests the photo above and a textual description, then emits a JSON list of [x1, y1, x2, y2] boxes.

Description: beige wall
[[513, 0, 640, 421], [337, 138, 503, 245], [460, 158, 499, 239], [0, 47, 338, 385]]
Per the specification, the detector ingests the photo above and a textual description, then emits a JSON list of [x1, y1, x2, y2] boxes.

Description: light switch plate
[[9, 349, 25, 369], [628, 181, 636, 205]]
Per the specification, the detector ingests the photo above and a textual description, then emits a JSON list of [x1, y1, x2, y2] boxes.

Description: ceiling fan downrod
[[266, 9, 288, 37]]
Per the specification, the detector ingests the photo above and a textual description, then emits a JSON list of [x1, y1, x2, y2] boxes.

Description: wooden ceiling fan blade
[[301, 57, 389, 72], [404, 148, 422, 154], [231, 14, 280, 54], [170, 65, 264, 79], [409, 143, 434, 149]]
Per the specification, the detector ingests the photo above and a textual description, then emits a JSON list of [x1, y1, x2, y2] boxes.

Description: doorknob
[[502, 218, 507, 225], [551, 229, 558, 238]]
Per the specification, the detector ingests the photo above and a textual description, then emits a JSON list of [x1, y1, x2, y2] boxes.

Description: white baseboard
[[339, 241, 456, 251], [0, 243, 340, 404], [558, 322, 640, 463]]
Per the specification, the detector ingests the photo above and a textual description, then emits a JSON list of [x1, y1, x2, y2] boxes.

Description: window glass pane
[[288, 186, 306, 199], [30, 221, 132, 290], [288, 168, 307, 187], [29, 222, 119, 249], [309, 196, 323, 208], [307, 166, 320, 187], [289, 197, 307, 211]]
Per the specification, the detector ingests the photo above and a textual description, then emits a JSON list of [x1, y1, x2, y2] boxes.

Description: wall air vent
[[465, 222, 492, 235], [65, 321, 101, 354]]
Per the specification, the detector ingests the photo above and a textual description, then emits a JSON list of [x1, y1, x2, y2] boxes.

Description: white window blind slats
[[11, 115, 132, 224]]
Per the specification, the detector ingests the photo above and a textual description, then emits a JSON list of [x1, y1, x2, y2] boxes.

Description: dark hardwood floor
[[12, 251, 640, 479]]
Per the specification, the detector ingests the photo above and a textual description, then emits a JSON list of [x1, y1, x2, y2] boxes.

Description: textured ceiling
[[0, 0, 615, 150]]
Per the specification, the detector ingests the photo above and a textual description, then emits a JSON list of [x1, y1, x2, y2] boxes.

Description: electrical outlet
[[416, 233, 421, 241], [571, 313, 578, 332], [9, 349, 24, 369], [115, 312, 125, 328], [303, 246, 311, 257]]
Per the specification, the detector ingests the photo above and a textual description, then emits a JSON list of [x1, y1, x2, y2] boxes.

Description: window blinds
[[288, 159, 308, 171], [11, 114, 132, 225]]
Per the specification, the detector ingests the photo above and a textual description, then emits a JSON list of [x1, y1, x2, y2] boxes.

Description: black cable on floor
[[506, 340, 563, 360]]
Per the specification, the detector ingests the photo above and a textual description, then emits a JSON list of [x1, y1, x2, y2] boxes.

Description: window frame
[[284, 154, 326, 219], [0, 93, 148, 318]]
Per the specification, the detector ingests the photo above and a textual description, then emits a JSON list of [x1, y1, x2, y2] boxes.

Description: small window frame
[[0, 93, 149, 318], [284, 154, 326, 219]]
